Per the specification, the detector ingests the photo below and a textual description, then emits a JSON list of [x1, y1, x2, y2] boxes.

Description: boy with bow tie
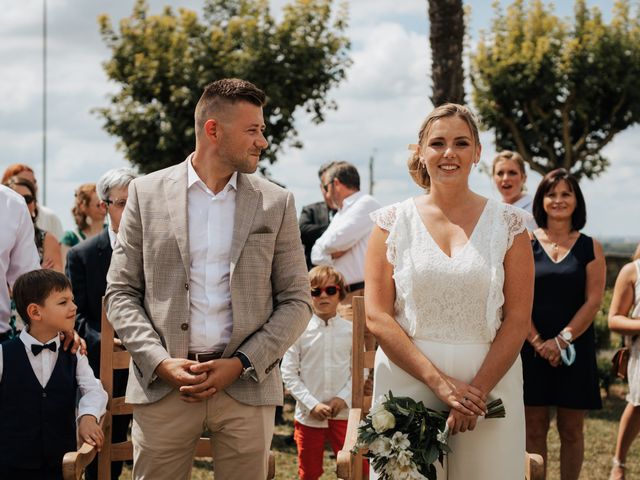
[[0, 269, 107, 479]]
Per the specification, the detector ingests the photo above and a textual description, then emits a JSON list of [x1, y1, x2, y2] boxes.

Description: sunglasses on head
[[310, 285, 340, 297], [22, 194, 35, 204]]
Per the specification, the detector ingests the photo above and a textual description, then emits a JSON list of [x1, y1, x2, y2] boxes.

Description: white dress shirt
[[0, 330, 108, 421], [513, 193, 533, 213], [281, 313, 352, 427], [0, 185, 40, 332], [108, 227, 118, 250], [513, 193, 538, 231], [310, 191, 380, 285], [187, 156, 237, 352]]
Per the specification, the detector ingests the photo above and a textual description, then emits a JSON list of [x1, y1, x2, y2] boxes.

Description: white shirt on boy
[[281, 313, 352, 428], [0, 329, 108, 421]]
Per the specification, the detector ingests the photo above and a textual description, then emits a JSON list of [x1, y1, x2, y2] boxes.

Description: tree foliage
[[428, 0, 465, 106], [470, 0, 640, 180], [96, 0, 351, 173]]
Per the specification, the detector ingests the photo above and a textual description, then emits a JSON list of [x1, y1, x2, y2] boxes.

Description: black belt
[[348, 281, 365, 292], [187, 351, 223, 362]]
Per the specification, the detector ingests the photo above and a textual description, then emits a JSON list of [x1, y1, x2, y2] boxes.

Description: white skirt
[[371, 338, 525, 480], [627, 338, 640, 406]]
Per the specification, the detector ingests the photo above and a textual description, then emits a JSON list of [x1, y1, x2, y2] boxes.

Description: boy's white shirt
[[281, 313, 352, 428], [0, 330, 108, 422]]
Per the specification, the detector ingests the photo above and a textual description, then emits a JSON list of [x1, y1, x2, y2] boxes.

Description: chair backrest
[[98, 298, 134, 478], [352, 296, 375, 416]]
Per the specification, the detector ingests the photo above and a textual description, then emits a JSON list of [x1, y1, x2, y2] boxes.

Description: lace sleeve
[[370, 204, 400, 266], [502, 205, 527, 249], [370, 204, 397, 232]]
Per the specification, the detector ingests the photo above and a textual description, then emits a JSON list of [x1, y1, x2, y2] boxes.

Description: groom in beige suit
[[105, 78, 312, 479]]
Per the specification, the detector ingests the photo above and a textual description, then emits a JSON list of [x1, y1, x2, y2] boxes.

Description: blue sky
[[0, 0, 637, 239]]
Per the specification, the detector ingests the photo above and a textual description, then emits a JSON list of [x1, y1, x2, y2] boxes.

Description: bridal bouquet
[[353, 391, 505, 480]]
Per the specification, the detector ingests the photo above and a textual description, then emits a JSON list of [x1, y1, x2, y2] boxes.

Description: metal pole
[[42, 0, 47, 203], [368, 148, 376, 196]]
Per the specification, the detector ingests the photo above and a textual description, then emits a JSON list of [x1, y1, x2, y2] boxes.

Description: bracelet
[[530, 334, 541, 346], [554, 336, 563, 351]]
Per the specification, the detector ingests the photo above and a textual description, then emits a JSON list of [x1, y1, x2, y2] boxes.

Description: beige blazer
[[105, 160, 312, 406]]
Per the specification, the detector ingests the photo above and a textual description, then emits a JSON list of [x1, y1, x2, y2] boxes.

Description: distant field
[[601, 241, 639, 257]]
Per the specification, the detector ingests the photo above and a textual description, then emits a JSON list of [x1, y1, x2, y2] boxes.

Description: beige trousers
[[131, 389, 275, 480]]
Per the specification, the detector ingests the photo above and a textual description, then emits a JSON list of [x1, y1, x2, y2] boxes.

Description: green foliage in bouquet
[[353, 391, 505, 480]]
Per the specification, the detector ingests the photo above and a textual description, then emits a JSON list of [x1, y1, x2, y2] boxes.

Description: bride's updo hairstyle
[[408, 103, 481, 191]]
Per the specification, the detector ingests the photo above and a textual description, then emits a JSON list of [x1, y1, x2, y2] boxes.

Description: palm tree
[[428, 0, 465, 106]]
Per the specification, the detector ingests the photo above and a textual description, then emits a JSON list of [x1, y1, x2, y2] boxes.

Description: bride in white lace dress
[[365, 104, 534, 479]]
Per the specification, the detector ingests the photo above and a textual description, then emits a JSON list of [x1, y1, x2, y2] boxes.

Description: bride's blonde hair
[[408, 103, 481, 191]]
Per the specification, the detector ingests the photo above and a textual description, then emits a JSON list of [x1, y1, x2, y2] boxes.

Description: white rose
[[369, 398, 386, 416], [371, 408, 396, 433]]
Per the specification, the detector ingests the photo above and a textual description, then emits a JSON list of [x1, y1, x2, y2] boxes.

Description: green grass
[[117, 387, 638, 479]]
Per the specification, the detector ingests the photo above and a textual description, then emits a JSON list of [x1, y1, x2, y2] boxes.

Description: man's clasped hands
[[155, 357, 244, 403]]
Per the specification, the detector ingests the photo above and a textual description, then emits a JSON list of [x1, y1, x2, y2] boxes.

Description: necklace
[[544, 229, 572, 252]]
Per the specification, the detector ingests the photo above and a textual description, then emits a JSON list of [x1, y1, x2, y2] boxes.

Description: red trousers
[[294, 420, 368, 480]]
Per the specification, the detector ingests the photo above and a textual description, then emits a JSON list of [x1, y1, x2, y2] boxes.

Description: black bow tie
[[31, 342, 57, 356]]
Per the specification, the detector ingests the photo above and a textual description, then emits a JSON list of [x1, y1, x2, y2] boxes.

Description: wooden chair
[[63, 300, 276, 479], [336, 296, 374, 480], [336, 296, 545, 480]]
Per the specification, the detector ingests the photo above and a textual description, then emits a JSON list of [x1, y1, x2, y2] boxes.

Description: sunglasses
[[322, 178, 333, 192], [22, 194, 35, 204], [310, 285, 340, 297]]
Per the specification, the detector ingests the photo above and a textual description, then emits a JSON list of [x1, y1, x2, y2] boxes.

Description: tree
[[428, 0, 466, 106], [96, 0, 350, 173], [470, 0, 640, 180]]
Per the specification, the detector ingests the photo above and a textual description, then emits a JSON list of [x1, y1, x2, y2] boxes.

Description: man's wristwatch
[[234, 352, 255, 380], [559, 329, 573, 344]]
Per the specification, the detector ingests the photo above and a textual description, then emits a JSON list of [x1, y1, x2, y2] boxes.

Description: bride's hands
[[433, 374, 487, 416], [447, 409, 478, 435]]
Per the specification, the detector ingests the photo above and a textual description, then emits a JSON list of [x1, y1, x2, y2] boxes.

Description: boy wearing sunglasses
[[282, 265, 354, 480]]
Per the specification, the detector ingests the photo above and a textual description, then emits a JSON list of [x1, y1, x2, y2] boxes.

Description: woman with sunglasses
[[365, 104, 534, 478], [522, 168, 605, 479], [4, 176, 62, 271]]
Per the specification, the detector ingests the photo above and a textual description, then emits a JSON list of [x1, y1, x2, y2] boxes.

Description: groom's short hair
[[195, 78, 266, 138]]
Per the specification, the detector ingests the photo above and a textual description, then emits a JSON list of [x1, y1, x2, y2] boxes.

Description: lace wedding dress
[[370, 197, 526, 479]]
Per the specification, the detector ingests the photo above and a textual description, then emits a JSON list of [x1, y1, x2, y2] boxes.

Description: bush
[[594, 288, 613, 351]]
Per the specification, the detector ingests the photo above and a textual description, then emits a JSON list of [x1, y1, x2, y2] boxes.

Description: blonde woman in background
[[492, 150, 537, 230], [60, 183, 106, 265], [609, 243, 640, 480], [492, 150, 533, 211]]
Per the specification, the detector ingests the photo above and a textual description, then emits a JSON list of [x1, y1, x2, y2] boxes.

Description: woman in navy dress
[[521, 168, 606, 480]]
